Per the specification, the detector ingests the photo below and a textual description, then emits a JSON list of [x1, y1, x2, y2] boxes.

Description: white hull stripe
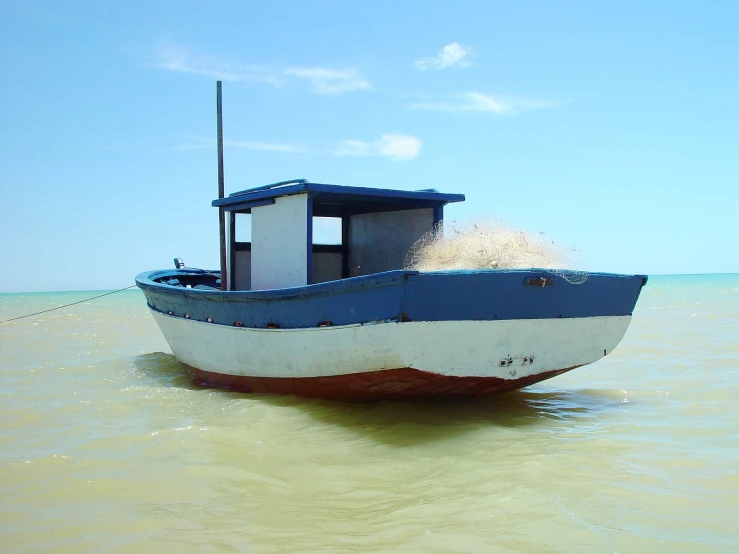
[[151, 311, 632, 380]]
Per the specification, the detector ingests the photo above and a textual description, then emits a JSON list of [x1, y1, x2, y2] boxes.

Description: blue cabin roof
[[212, 179, 465, 217]]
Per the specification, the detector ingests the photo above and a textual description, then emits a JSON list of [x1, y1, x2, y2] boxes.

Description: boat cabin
[[212, 179, 465, 291]]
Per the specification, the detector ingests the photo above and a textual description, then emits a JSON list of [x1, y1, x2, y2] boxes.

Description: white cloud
[[413, 43, 472, 70], [226, 140, 304, 153], [152, 41, 280, 84], [171, 132, 422, 160], [337, 133, 422, 161], [284, 67, 370, 95], [152, 40, 369, 95], [106, 142, 145, 151], [410, 92, 557, 115], [172, 134, 302, 153]]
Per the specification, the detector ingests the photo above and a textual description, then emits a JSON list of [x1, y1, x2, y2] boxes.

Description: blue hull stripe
[[403, 271, 646, 322], [136, 269, 647, 329]]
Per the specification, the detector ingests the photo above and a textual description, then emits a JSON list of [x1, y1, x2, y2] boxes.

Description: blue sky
[[0, 0, 737, 292]]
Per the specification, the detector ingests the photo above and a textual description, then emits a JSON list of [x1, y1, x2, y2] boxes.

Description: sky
[[0, 0, 737, 292]]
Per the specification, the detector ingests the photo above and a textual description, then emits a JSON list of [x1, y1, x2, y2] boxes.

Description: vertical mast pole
[[217, 81, 227, 290]]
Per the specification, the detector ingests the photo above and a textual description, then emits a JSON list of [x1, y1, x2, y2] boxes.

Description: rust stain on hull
[[184, 365, 581, 402]]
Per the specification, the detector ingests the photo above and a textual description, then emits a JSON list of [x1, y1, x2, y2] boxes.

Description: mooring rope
[[0, 285, 137, 323]]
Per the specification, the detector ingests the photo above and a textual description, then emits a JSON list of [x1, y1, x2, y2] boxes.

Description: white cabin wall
[[348, 209, 435, 275], [251, 194, 309, 290]]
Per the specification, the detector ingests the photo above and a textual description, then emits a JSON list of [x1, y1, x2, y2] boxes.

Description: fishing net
[[404, 218, 589, 284]]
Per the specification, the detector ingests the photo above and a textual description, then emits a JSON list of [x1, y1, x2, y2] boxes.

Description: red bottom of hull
[[185, 366, 580, 402]]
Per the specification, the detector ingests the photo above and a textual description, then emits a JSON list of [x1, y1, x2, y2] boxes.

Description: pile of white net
[[404, 218, 589, 284]]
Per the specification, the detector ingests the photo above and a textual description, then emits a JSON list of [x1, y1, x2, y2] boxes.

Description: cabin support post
[[217, 81, 228, 290], [341, 216, 350, 278], [433, 206, 443, 227], [228, 212, 236, 291], [306, 197, 313, 285]]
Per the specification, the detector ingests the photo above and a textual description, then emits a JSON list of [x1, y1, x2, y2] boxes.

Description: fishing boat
[[136, 177, 647, 401], [135, 84, 647, 402]]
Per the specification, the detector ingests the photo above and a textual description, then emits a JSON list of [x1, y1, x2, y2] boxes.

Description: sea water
[[0, 274, 737, 553]]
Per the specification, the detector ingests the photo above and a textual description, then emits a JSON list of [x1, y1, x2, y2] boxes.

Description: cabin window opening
[[312, 217, 341, 245], [231, 213, 252, 291], [311, 216, 343, 284], [235, 214, 252, 242]]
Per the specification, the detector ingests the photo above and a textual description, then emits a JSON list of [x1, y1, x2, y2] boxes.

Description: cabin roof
[[211, 179, 465, 217]]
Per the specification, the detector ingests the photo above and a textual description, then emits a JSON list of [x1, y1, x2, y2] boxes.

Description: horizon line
[[1, 271, 737, 295]]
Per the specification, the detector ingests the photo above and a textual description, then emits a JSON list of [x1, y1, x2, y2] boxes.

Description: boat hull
[[137, 269, 646, 401], [150, 310, 632, 401]]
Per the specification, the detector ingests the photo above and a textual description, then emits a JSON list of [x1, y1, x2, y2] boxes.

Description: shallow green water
[[1, 274, 737, 552]]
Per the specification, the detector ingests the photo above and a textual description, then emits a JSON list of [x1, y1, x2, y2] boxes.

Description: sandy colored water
[[1, 274, 737, 552]]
